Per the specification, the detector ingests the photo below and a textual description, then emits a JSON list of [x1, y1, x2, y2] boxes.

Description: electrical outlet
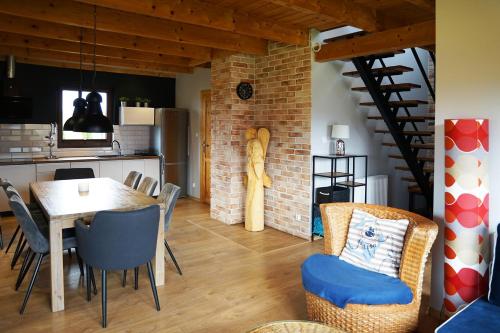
[[192, 182, 196, 188], [295, 213, 301, 221]]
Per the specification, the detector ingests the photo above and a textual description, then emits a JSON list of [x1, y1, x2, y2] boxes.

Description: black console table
[[311, 154, 368, 238]]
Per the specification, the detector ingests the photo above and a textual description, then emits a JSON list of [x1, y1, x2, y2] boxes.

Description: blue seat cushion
[[436, 297, 500, 333], [488, 224, 500, 305], [301, 254, 413, 308]]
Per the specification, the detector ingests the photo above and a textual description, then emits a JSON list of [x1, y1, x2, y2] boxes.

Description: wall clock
[[236, 82, 253, 100]]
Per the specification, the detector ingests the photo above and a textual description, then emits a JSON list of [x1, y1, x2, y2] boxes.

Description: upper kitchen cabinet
[[119, 107, 155, 125]]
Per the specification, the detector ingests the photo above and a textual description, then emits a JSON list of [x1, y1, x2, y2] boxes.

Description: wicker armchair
[[305, 203, 438, 333]]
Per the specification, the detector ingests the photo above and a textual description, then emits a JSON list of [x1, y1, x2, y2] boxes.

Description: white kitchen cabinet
[[70, 161, 100, 178], [122, 159, 145, 184], [99, 160, 123, 183], [36, 163, 71, 182], [144, 158, 160, 195], [0, 164, 36, 212]]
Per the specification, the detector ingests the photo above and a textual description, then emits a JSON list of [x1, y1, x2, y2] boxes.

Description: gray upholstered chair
[[137, 177, 158, 196], [124, 171, 142, 189], [158, 183, 182, 275], [8, 193, 87, 314], [76, 205, 161, 328], [54, 168, 95, 180]]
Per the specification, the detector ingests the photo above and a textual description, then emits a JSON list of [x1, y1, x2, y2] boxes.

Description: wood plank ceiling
[[0, 0, 435, 77]]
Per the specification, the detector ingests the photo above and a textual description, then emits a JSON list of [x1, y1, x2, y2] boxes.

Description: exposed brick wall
[[210, 42, 312, 239]]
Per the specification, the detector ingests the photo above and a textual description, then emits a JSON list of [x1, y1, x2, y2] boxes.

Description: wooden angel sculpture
[[244, 127, 271, 232]]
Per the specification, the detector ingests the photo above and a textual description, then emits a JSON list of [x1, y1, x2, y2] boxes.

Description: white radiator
[[353, 174, 388, 206]]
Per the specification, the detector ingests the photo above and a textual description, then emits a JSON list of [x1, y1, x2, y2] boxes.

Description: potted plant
[[143, 98, 151, 108], [135, 97, 143, 107], [119, 96, 129, 107]]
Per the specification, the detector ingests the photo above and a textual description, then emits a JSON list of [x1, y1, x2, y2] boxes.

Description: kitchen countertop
[[0, 154, 159, 166]]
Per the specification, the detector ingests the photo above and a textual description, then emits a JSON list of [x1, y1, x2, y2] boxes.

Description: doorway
[[200, 90, 211, 205]]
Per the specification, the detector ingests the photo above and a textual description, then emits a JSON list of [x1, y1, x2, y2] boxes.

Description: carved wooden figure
[[244, 128, 271, 231]]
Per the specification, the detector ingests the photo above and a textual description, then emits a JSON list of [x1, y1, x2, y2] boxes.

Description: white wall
[[431, 0, 500, 311], [312, 31, 431, 209], [175, 68, 211, 198]]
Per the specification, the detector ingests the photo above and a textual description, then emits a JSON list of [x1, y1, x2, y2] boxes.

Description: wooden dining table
[[29, 177, 165, 312]]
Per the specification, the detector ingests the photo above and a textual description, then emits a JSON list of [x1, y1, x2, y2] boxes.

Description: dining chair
[[158, 183, 183, 275], [123, 171, 142, 189], [54, 168, 95, 181], [137, 177, 158, 196], [76, 205, 161, 328], [7, 193, 90, 314]]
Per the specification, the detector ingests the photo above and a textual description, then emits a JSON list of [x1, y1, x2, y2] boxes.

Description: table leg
[[49, 219, 64, 312], [154, 209, 165, 286]]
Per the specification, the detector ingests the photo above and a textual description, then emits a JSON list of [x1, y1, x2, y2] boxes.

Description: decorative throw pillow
[[339, 209, 410, 278], [488, 224, 500, 306]]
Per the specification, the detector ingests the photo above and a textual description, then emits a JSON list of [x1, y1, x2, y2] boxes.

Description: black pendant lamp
[[74, 5, 113, 133], [63, 31, 87, 131]]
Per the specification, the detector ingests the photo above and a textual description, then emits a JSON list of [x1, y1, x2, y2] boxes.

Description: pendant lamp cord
[[79, 28, 83, 99], [92, 5, 97, 89]]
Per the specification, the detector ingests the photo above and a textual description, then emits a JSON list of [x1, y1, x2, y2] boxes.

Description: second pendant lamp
[[73, 5, 113, 134]]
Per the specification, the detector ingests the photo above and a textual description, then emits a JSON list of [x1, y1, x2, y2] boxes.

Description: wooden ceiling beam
[[0, 45, 193, 73], [7, 57, 175, 78], [75, 0, 308, 46], [0, 14, 211, 60], [266, 0, 379, 32], [0, 32, 192, 67], [315, 20, 435, 62], [0, 0, 267, 55], [404, 0, 435, 13]]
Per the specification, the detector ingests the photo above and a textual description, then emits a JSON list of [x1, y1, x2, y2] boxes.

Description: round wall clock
[[236, 82, 253, 100]]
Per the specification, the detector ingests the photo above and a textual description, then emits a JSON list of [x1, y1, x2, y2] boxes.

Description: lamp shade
[[73, 91, 113, 133], [331, 125, 350, 139], [63, 96, 87, 131]]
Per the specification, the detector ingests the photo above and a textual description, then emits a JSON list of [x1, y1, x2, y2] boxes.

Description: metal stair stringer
[[351, 56, 433, 207]]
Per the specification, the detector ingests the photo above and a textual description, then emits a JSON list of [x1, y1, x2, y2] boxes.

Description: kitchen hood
[[1, 55, 32, 120]]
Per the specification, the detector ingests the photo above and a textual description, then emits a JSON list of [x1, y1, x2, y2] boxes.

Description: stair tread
[[396, 165, 434, 173], [352, 83, 420, 92], [375, 129, 434, 136], [360, 100, 428, 107], [343, 65, 413, 78], [367, 115, 434, 121], [389, 154, 434, 162], [383, 142, 435, 149], [403, 176, 434, 182]]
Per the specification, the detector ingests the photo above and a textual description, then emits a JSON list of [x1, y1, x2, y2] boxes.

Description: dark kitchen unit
[[151, 108, 189, 197]]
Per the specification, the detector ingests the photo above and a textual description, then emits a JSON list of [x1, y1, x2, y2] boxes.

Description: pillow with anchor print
[[339, 209, 410, 278]]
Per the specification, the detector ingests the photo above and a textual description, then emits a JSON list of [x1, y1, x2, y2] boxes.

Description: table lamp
[[331, 125, 350, 156]]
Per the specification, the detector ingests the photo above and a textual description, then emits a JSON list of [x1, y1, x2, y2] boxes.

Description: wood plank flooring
[[0, 199, 441, 332]]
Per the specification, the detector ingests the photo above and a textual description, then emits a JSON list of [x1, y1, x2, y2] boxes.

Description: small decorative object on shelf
[[135, 97, 142, 107], [119, 96, 129, 107], [236, 82, 253, 100], [331, 124, 350, 156], [143, 98, 151, 108]]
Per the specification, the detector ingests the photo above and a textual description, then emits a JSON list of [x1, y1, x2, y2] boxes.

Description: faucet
[[44, 122, 57, 159], [112, 139, 122, 156]]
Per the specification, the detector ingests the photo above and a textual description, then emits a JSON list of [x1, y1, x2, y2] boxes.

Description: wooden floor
[[0, 199, 441, 332]]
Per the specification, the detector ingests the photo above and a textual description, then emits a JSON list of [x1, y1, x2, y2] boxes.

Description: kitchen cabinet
[[144, 158, 160, 195], [36, 163, 71, 182], [70, 161, 100, 178], [122, 159, 145, 183], [0, 164, 36, 211], [99, 160, 123, 183]]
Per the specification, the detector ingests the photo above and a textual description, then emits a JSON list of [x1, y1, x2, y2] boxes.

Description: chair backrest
[[124, 171, 142, 189], [5, 185, 21, 199], [137, 177, 158, 196], [8, 193, 49, 254], [54, 168, 95, 180], [157, 183, 181, 231], [0, 178, 13, 193], [75, 205, 160, 270]]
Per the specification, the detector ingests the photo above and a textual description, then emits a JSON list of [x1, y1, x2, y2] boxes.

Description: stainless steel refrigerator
[[151, 108, 189, 197]]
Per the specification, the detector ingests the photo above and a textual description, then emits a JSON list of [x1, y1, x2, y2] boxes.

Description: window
[[58, 89, 112, 148]]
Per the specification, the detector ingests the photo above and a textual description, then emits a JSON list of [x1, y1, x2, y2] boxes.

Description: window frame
[[57, 87, 113, 149]]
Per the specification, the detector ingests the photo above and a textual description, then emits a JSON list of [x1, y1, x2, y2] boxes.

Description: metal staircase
[[343, 49, 435, 215]]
